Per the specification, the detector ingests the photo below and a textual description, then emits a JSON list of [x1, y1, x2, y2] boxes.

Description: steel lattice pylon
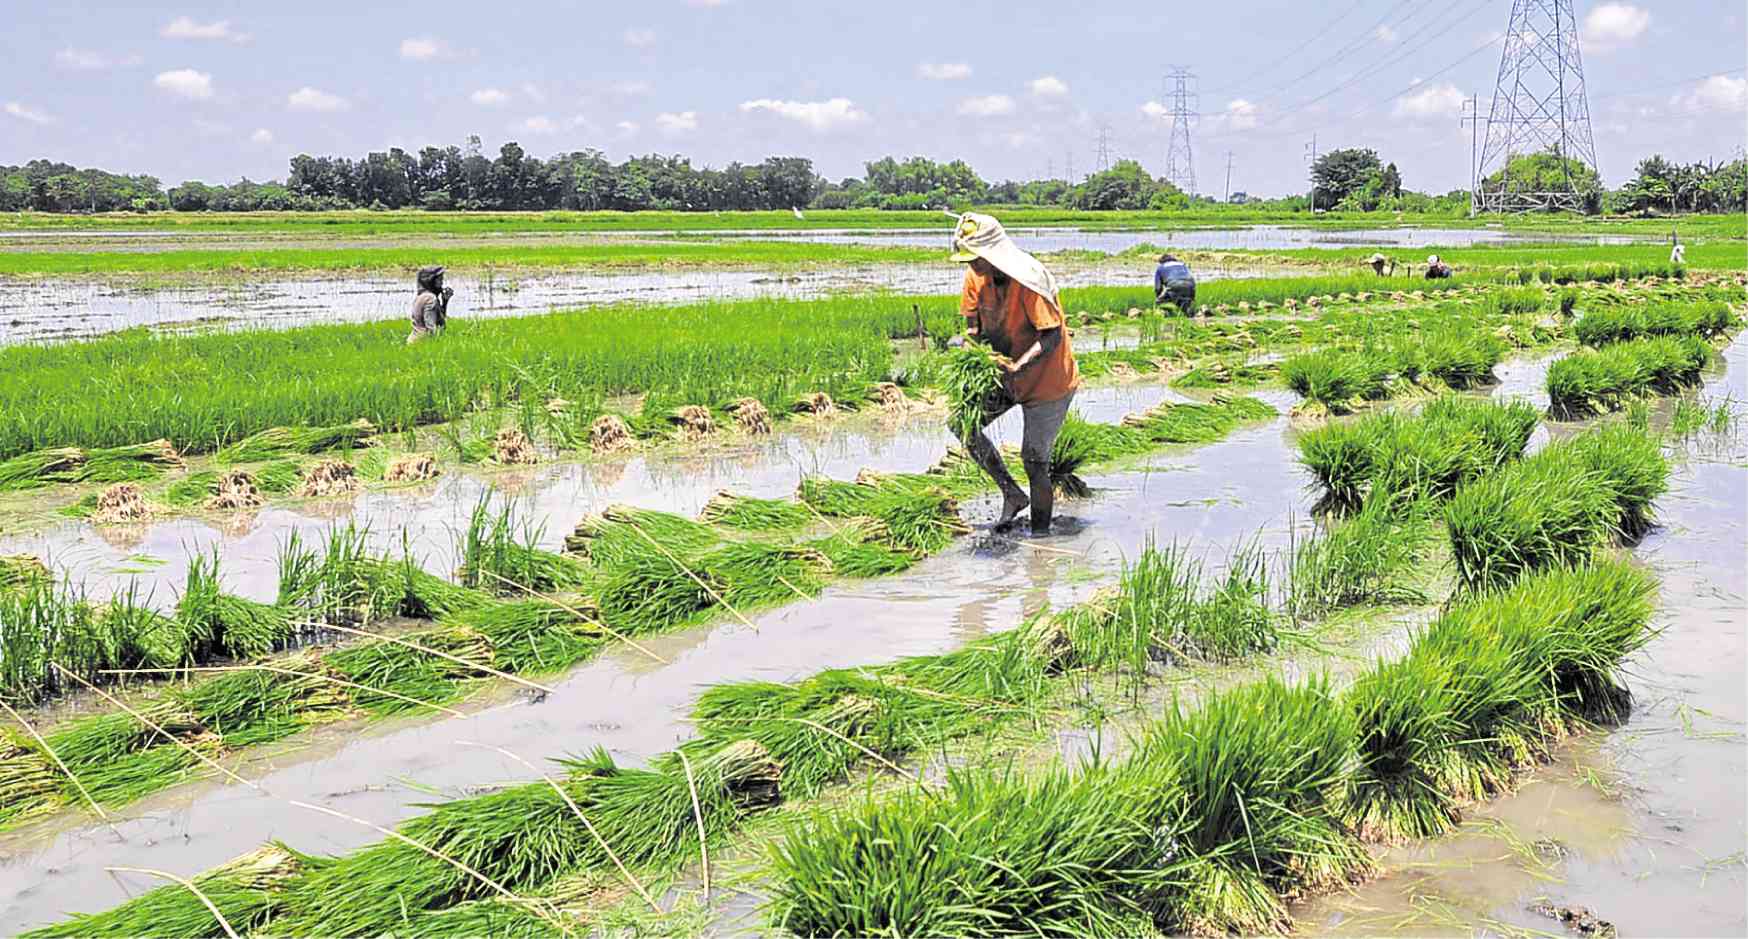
[[1163, 67, 1198, 197], [1475, 0, 1600, 212]]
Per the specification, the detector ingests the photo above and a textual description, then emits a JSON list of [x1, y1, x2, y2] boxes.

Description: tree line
[[4, 139, 1742, 215]]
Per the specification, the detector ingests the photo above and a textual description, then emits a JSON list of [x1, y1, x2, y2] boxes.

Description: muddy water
[[0, 383, 1314, 933], [726, 225, 1645, 253], [1295, 335, 1748, 937]]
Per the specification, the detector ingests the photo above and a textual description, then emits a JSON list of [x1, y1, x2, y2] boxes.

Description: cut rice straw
[[98, 665, 466, 719], [476, 569, 668, 666], [287, 799, 573, 935], [104, 867, 240, 939], [50, 662, 261, 792], [677, 749, 711, 905], [1, 697, 108, 821], [455, 741, 662, 915], [297, 621, 555, 695], [624, 520, 759, 634]]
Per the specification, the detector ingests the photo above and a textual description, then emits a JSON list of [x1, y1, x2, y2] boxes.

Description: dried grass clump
[[383, 453, 441, 482], [300, 459, 360, 498], [794, 392, 837, 417], [728, 398, 772, 435], [492, 428, 539, 465], [671, 405, 717, 440], [870, 381, 909, 411], [93, 483, 148, 523], [207, 470, 263, 510], [587, 415, 636, 453]]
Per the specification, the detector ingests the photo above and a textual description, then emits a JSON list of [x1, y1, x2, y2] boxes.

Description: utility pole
[[1095, 124, 1113, 174], [1223, 151, 1234, 204], [1460, 94, 1483, 217], [1304, 133, 1319, 209], [1476, 0, 1600, 212], [1163, 67, 1198, 197], [1065, 149, 1075, 184]]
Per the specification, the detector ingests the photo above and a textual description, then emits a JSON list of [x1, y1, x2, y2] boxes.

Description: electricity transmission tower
[[1475, 0, 1600, 213], [1162, 67, 1198, 197], [1094, 125, 1113, 174]]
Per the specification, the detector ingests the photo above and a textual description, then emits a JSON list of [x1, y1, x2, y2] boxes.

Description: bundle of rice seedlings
[[206, 469, 263, 510], [670, 404, 717, 440], [1565, 422, 1669, 537], [299, 458, 360, 498], [1280, 349, 1392, 410], [728, 397, 772, 435], [1574, 301, 1739, 346], [1398, 326, 1506, 389], [792, 391, 837, 417], [0, 729, 62, 828], [940, 344, 1009, 441], [457, 494, 591, 595], [91, 483, 148, 523], [597, 551, 723, 633], [1286, 494, 1431, 621], [810, 520, 917, 578], [1444, 443, 1617, 592], [445, 598, 602, 675], [21, 842, 309, 939], [215, 418, 376, 464], [0, 554, 49, 591], [565, 504, 720, 566], [705, 541, 833, 608], [1298, 398, 1539, 514], [699, 490, 812, 531], [586, 414, 636, 453], [768, 763, 1179, 938], [492, 428, 539, 465], [1547, 335, 1711, 417], [77, 439, 184, 485], [0, 447, 86, 491], [1139, 676, 1364, 935], [1121, 395, 1276, 444], [869, 381, 909, 410], [176, 551, 295, 660], [383, 452, 441, 482]]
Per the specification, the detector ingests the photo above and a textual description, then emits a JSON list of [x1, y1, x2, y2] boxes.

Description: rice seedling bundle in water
[[1280, 349, 1393, 408], [1395, 325, 1506, 389], [699, 491, 813, 531], [1574, 301, 1739, 346], [1546, 335, 1711, 417], [176, 551, 297, 660], [214, 419, 376, 465], [939, 344, 1009, 442], [564, 505, 720, 566], [22, 843, 311, 939], [1286, 493, 1432, 620], [0, 554, 49, 591]]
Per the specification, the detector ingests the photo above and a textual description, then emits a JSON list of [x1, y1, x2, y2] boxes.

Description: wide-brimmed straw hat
[[1426, 254, 1441, 265], [947, 212, 1060, 305], [1367, 252, 1389, 263]]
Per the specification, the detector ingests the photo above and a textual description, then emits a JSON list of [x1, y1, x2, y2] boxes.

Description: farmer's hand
[[999, 358, 1022, 395], [441, 286, 454, 301], [947, 334, 966, 349]]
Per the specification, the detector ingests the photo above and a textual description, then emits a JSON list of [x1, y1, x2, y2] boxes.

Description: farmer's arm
[[1008, 288, 1065, 374], [958, 268, 983, 338]]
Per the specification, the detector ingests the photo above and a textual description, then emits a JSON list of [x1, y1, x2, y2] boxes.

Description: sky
[[2, 0, 1744, 197]]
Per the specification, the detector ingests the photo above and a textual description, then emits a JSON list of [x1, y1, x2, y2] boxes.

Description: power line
[[1094, 124, 1113, 174], [1240, 0, 1442, 107], [1201, 0, 1372, 96]]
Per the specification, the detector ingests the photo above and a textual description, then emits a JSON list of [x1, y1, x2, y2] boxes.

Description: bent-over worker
[[408, 265, 454, 344], [1367, 252, 1397, 277], [1154, 253, 1197, 314], [1424, 254, 1454, 280], [950, 212, 1081, 535], [1670, 234, 1686, 266]]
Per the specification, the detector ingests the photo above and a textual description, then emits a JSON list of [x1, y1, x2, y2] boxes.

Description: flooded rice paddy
[[723, 224, 1648, 254]]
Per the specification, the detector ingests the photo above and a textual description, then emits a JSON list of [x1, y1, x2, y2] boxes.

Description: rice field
[[0, 233, 1742, 937]]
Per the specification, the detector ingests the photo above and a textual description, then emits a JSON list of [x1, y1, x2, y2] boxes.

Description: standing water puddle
[[720, 225, 1647, 253]]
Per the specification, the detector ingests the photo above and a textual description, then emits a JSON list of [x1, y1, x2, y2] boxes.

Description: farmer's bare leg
[[1019, 392, 1075, 534], [958, 394, 1028, 527]]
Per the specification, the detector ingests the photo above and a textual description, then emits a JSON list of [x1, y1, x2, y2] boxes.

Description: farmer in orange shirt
[[949, 212, 1080, 535]]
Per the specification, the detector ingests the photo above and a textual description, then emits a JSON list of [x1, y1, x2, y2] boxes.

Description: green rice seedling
[[1297, 397, 1537, 514], [105, 581, 199, 669], [1420, 396, 1540, 471], [768, 762, 1181, 938], [1171, 361, 1276, 389], [1484, 286, 1546, 317], [1120, 395, 1276, 444], [1139, 676, 1364, 935], [76, 440, 184, 484], [798, 478, 967, 556], [254, 459, 303, 493], [0, 447, 86, 491], [1286, 494, 1432, 622], [564, 505, 719, 567], [0, 554, 49, 591], [456, 493, 590, 594], [1574, 301, 1739, 346], [703, 542, 832, 609], [1443, 444, 1615, 592], [938, 344, 1008, 442], [1564, 421, 1669, 537], [1397, 325, 1506, 389], [1546, 335, 1711, 418], [446, 599, 603, 676], [21, 843, 314, 939], [175, 551, 294, 660], [698, 491, 813, 531], [809, 521, 917, 578], [1280, 349, 1392, 408], [214, 418, 376, 464], [1184, 547, 1276, 663], [1062, 541, 1200, 674], [163, 470, 222, 507]]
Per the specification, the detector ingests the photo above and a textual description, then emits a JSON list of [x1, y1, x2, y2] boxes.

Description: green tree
[[1310, 148, 1383, 210]]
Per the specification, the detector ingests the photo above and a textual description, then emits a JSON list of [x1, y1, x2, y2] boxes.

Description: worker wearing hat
[[1424, 254, 1453, 280], [408, 265, 455, 344], [1367, 252, 1397, 277], [949, 212, 1080, 534]]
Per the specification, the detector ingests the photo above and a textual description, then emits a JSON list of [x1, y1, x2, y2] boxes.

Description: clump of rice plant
[[456, 492, 590, 594], [214, 419, 375, 465], [699, 491, 812, 531], [1120, 395, 1276, 444], [1395, 325, 1506, 389], [1280, 349, 1392, 409], [0, 554, 49, 591], [21, 843, 309, 939], [565, 505, 719, 566], [939, 344, 1009, 442], [1574, 301, 1739, 346], [1563, 422, 1668, 538], [1285, 494, 1431, 622], [1546, 335, 1711, 418], [175, 550, 296, 660], [798, 478, 968, 557], [0, 440, 182, 492]]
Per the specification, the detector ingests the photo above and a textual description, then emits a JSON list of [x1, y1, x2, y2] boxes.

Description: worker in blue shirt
[[1153, 254, 1196, 314]]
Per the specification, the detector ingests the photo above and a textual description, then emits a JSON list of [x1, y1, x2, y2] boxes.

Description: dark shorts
[[1158, 279, 1196, 313]]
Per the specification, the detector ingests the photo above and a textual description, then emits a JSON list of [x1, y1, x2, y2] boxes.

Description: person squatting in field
[[407, 265, 454, 343], [949, 212, 1081, 535], [1424, 254, 1454, 280], [1153, 253, 1197, 314]]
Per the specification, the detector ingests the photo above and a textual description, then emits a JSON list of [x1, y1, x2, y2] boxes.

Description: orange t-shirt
[[959, 267, 1080, 404]]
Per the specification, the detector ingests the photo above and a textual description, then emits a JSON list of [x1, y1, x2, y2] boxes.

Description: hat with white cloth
[[948, 212, 1060, 307]]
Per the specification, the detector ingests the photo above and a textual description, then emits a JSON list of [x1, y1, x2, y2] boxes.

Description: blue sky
[[2, 1, 1743, 195]]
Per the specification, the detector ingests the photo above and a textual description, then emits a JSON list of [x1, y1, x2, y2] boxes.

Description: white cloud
[[617, 120, 640, 135], [1582, 3, 1650, 52], [656, 110, 698, 133], [918, 62, 972, 81], [4, 101, 53, 124], [1393, 81, 1465, 119], [399, 37, 449, 60], [1221, 98, 1259, 130], [154, 68, 214, 100], [519, 115, 559, 135], [1141, 100, 1169, 119], [160, 16, 249, 42], [623, 28, 657, 47], [250, 127, 274, 144], [687, 0, 727, 6], [521, 82, 547, 104], [287, 86, 349, 112], [612, 80, 653, 96], [471, 87, 511, 107], [56, 48, 141, 69], [958, 94, 1015, 117], [1674, 74, 1747, 114], [1003, 131, 1036, 149], [1375, 24, 1398, 42], [1028, 75, 1068, 97], [739, 97, 867, 131]]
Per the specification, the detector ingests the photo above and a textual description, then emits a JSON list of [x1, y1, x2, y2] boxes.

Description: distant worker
[[1366, 252, 1397, 277], [407, 265, 454, 344], [1670, 234, 1686, 266], [1153, 253, 1197, 314], [1424, 254, 1454, 280], [950, 212, 1081, 535]]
